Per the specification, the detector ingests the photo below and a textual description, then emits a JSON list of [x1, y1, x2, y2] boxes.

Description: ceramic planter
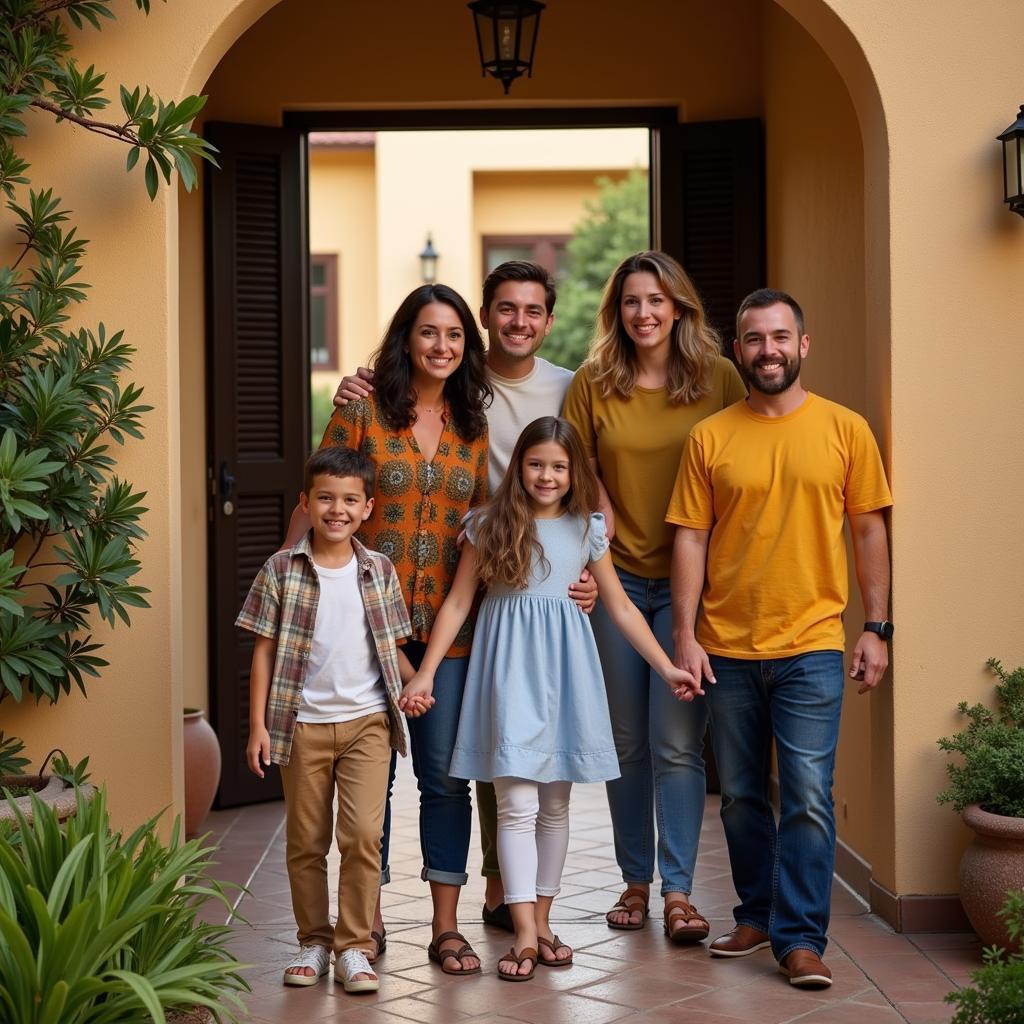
[[183, 708, 221, 838], [0, 774, 97, 825], [960, 803, 1024, 950]]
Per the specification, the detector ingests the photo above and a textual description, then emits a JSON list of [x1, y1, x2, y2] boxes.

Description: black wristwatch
[[864, 620, 895, 641]]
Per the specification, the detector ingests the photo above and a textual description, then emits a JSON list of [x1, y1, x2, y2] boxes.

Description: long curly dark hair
[[370, 284, 491, 442]]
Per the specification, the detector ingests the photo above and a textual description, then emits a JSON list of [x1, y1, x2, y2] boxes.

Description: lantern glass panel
[[1014, 137, 1024, 201], [497, 16, 516, 60]]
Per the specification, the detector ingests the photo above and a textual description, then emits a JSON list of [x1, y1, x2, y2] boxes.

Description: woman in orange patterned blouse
[[321, 284, 491, 975]]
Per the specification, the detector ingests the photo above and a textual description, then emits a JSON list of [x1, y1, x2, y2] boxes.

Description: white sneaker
[[335, 948, 380, 993], [282, 944, 331, 986]]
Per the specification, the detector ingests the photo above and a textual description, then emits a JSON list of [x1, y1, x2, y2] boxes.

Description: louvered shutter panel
[[205, 123, 307, 807], [675, 119, 764, 351]]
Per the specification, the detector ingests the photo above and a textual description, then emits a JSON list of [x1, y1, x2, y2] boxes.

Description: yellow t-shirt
[[665, 393, 892, 658], [562, 356, 747, 578]]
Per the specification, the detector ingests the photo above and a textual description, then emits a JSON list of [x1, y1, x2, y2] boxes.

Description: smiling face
[[300, 473, 374, 550], [734, 301, 810, 395], [480, 280, 554, 367], [520, 440, 571, 516], [618, 271, 681, 355], [405, 301, 466, 389]]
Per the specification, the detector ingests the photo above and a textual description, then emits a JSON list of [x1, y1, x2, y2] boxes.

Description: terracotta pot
[[183, 709, 221, 838], [0, 774, 96, 826], [960, 803, 1024, 950]]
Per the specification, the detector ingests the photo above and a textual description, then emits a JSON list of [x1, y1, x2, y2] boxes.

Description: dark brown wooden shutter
[[655, 118, 765, 350], [205, 122, 307, 807]]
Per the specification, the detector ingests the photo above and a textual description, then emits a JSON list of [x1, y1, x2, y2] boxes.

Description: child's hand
[[246, 725, 271, 778], [400, 674, 435, 717], [662, 665, 705, 701]]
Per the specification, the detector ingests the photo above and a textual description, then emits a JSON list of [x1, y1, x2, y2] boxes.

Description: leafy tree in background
[[544, 168, 649, 370]]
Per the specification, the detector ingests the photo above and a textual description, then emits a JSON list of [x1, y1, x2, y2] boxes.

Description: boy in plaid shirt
[[237, 447, 428, 993]]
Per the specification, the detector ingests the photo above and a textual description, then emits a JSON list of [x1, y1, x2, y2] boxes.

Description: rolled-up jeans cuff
[[421, 866, 469, 886], [380, 865, 391, 886], [480, 866, 502, 878]]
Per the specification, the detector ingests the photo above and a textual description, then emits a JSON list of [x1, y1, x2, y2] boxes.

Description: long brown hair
[[371, 284, 492, 442], [584, 250, 720, 405], [474, 417, 598, 590]]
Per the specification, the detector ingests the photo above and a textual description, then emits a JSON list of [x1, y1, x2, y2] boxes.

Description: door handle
[[220, 462, 236, 516]]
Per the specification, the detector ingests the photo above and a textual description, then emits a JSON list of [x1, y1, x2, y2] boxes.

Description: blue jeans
[[381, 641, 471, 886], [707, 651, 844, 960], [591, 567, 708, 895]]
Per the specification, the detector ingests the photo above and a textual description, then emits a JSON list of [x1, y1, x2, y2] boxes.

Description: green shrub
[[0, 732, 28, 776], [0, 787, 249, 1024], [937, 659, 1024, 818], [947, 890, 1024, 1024]]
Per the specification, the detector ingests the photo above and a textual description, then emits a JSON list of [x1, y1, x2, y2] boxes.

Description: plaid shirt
[[236, 533, 411, 765]]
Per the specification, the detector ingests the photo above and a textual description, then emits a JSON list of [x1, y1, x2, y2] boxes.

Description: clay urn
[[960, 803, 1024, 950], [183, 708, 221, 838]]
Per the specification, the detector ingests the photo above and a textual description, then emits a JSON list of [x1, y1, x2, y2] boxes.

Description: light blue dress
[[449, 512, 620, 784]]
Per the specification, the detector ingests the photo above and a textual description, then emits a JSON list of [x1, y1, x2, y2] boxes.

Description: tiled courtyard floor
[[201, 765, 981, 1024]]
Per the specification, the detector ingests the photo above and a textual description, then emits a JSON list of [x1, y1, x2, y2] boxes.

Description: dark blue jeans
[[380, 641, 471, 886], [707, 651, 844, 960]]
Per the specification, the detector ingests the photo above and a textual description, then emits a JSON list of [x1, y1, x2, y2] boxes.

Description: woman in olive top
[[562, 251, 746, 944]]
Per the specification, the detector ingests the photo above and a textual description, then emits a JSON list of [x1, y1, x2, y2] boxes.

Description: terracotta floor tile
[[210, 763, 976, 1021], [508, 992, 634, 1024], [895, 1001, 958, 1023]]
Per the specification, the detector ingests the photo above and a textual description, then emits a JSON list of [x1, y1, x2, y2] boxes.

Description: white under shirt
[[486, 356, 573, 491], [296, 556, 387, 723]]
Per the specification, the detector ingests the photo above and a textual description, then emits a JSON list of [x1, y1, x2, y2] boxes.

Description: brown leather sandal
[[367, 928, 386, 964], [427, 930, 482, 976], [664, 898, 710, 944], [537, 934, 573, 967], [605, 886, 650, 930], [497, 946, 538, 982]]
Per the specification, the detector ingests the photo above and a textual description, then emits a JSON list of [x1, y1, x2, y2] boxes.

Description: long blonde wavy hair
[[474, 417, 598, 591], [583, 251, 720, 405]]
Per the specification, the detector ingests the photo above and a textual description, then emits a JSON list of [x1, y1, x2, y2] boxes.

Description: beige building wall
[[13, 0, 1022, 909], [308, 147, 377, 392]]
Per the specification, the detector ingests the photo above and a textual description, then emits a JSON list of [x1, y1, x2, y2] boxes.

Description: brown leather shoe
[[708, 924, 771, 958], [778, 949, 833, 988]]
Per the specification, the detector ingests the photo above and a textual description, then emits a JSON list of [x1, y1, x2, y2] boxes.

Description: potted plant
[[0, 736, 96, 826], [0, 786, 249, 1023], [937, 658, 1024, 949], [945, 890, 1024, 1023]]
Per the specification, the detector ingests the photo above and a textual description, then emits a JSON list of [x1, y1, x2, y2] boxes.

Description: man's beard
[[739, 354, 801, 395]]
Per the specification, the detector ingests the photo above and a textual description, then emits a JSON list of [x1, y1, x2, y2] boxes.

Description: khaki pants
[[279, 714, 390, 956]]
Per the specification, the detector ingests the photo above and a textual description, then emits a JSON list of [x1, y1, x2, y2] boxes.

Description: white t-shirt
[[296, 556, 387, 723], [486, 356, 574, 491]]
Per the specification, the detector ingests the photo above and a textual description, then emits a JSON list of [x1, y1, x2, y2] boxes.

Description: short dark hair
[[482, 260, 556, 315], [736, 288, 805, 338], [303, 446, 375, 497]]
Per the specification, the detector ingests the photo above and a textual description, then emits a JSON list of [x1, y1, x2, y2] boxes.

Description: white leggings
[[493, 777, 573, 904]]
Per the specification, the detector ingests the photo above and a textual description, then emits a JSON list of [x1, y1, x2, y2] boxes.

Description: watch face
[[881, 621, 895, 640]]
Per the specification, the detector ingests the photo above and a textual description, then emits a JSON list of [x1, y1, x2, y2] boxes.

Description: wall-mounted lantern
[[468, 0, 545, 96], [997, 104, 1024, 217], [419, 235, 439, 284]]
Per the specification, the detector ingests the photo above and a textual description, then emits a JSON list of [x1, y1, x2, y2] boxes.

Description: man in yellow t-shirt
[[666, 289, 893, 990]]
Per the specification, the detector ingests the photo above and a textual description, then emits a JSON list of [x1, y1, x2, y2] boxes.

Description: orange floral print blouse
[[321, 394, 488, 657]]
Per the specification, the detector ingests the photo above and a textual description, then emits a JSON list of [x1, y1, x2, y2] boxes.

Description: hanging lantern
[[468, 0, 546, 96], [997, 104, 1024, 217]]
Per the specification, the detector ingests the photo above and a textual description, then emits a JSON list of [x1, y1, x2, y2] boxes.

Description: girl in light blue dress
[[402, 417, 701, 982]]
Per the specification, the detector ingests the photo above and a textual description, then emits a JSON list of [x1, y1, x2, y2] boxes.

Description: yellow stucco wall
[[15, 0, 1023, 902]]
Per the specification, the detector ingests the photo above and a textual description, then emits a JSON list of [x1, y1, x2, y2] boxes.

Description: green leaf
[[126, 146, 141, 172], [144, 156, 158, 199]]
